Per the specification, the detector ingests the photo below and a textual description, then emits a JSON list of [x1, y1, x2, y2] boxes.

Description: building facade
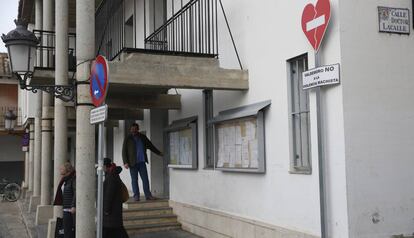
[[0, 53, 25, 185], [14, 0, 414, 237]]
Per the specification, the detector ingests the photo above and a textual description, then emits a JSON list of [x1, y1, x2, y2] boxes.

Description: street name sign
[[301, 0, 331, 51], [90, 104, 108, 124], [302, 63, 340, 90], [378, 7, 410, 35], [90, 55, 109, 107]]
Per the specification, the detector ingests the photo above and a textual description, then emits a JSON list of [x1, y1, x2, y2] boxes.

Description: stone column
[[30, 0, 43, 212], [24, 151, 29, 185], [24, 129, 29, 188], [76, 0, 96, 237], [28, 124, 34, 192], [149, 109, 168, 197], [40, 107, 53, 206], [36, 0, 54, 225], [54, 0, 68, 219], [40, 0, 54, 206], [23, 126, 30, 199]]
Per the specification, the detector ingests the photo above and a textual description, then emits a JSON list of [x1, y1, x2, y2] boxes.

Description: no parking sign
[[89, 55, 109, 107]]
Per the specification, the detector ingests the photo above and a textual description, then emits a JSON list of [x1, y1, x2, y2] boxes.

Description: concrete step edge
[[124, 203, 170, 209], [123, 206, 172, 212], [124, 222, 181, 230], [123, 213, 177, 221], [125, 199, 169, 204]]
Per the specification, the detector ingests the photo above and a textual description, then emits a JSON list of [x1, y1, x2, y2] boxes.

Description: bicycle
[[0, 178, 21, 202]]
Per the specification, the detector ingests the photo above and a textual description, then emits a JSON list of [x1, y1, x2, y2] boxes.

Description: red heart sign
[[301, 0, 331, 51]]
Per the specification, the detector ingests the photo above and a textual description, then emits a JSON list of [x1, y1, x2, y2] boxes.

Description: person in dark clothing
[[103, 158, 129, 238], [122, 123, 163, 201], [53, 162, 76, 238]]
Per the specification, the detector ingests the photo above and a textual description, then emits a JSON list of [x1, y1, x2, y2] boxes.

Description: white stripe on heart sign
[[306, 15, 326, 31]]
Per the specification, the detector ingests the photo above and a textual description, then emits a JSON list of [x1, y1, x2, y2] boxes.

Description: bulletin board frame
[[164, 116, 198, 169], [210, 100, 270, 173]]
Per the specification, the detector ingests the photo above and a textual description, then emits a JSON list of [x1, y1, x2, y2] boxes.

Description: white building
[[14, 0, 414, 237]]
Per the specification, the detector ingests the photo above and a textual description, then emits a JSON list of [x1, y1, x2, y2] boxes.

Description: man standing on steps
[[122, 123, 163, 201]]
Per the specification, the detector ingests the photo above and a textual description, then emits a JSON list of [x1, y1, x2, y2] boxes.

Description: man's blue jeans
[[129, 162, 152, 198]]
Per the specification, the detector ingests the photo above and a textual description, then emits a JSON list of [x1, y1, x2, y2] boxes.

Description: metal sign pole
[[97, 121, 104, 238], [89, 55, 109, 238], [315, 52, 327, 238]]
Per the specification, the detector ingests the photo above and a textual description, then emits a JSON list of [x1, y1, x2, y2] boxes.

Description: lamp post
[[4, 110, 17, 131], [2, 20, 75, 102]]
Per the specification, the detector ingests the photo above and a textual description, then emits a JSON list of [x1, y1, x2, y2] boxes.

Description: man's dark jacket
[[103, 166, 124, 228], [122, 133, 162, 167]]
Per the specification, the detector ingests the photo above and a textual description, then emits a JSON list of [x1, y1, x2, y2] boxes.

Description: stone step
[[123, 199, 169, 210], [123, 206, 173, 217], [123, 214, 178, 226], [125, 222, 181, 234]]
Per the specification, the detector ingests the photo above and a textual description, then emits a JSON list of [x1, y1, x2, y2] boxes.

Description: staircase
[[123, 198, 181, 235]]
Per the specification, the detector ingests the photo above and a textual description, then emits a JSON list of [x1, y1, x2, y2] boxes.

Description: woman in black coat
[[53, 162, 76, 238], [103, 158, 129, 238]]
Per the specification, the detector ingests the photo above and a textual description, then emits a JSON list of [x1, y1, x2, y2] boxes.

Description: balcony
[[33, 30, 76, 70], [0, 107, 23, 134], [30, 30, 77, 86], [96, 0, 219, 60], [95, 0, 248, 95]]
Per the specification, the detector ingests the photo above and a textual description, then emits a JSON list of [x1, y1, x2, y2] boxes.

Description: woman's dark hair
[[103, 158, 112, 167]]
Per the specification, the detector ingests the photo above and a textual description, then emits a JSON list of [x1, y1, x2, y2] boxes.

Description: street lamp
[[4, 110, 17, 131], [2, 20, 75, 102]]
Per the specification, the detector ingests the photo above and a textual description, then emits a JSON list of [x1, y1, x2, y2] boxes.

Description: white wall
[[121, 0, 414, 236], [340, 0, 414, 237], [167, 0, 347, 236], [21, 90, 36, 123]]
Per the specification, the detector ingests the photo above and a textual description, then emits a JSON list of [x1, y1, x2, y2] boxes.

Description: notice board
[[169, 128, 193, 166], [215, 117, 259, 169], [165, 116, 198, 169], [211, 100, 270, 173]]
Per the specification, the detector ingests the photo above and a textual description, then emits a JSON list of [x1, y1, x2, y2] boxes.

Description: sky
[[0, 1, 19, 52]]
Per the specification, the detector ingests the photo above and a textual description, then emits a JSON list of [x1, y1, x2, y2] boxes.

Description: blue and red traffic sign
[[90, 55, 109, 107]]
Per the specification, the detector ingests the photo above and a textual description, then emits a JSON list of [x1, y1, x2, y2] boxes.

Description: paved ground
[[18, 197, 47, 238], [0, 200, 29, 238], [14, 196, 200, 238]]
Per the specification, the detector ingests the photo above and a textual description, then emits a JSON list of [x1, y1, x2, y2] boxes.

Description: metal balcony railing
[[95, 0, 125, 61], [0, 54, 12, 77], [145, 0, 218, 57], [33, 30, 77, 71], [96, 0, 219, 61], [0, 107, 22, 128]]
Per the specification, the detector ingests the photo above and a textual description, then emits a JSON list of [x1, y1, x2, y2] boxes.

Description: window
[[288, 55, 311, 173], [204, 90, 214, 168]]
